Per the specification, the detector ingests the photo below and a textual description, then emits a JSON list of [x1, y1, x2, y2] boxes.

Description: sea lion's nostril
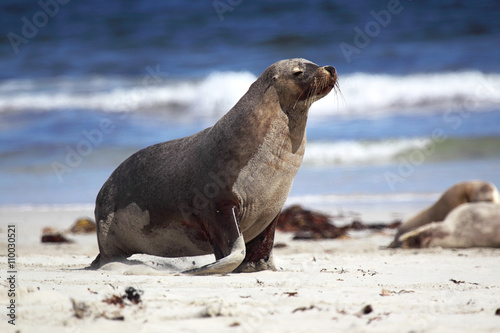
[[323, 66, 336, 76]]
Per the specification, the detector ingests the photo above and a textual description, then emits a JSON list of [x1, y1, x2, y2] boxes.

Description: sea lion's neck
[[227, 95, 308, 240], [282, 106, 309, 153], [212, 81, 303, 158]]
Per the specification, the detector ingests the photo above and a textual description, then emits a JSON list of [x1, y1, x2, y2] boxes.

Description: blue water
[[1, 0, 500, 205]]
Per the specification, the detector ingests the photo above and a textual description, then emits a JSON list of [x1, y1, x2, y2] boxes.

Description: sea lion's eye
[[293, 70, 304, 77]]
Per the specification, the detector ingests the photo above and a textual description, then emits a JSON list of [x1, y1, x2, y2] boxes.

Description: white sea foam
[[312, 71, 500, 117], [1, 71, 499, 118], [0, 72, 256, 117], [303, 138, 431, 166]]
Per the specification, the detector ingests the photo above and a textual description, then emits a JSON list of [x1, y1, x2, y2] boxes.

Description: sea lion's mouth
[[302, 66, 338, 104]]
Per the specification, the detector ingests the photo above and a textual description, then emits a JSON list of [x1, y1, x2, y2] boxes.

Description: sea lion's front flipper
[[183, 205, 245, 275], [234, 212, 278, 273]]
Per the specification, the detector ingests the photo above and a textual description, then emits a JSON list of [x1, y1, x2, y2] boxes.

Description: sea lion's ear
[[271, 75, 279, 82]]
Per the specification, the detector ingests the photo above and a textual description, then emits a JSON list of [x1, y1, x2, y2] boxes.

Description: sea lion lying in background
[[398, 202, 500, 248], [389, 180, 499, 248]]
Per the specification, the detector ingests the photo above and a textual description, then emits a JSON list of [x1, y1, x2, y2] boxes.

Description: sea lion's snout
[[320, 65, 338, 86], [314, 64, 338, 97]]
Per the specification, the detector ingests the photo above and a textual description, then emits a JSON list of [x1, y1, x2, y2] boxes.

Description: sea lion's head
[[469, 182, 500, 203], [264, 58, 338, 112]]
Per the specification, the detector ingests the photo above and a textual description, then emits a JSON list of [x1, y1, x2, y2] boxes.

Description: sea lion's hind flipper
[[183, 205, 245, 275], [387, 239, 402, 249], [398, 222, 443, 248]]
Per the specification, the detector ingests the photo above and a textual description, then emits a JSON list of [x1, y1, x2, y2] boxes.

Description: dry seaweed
[[124, 286, 143, 304], [362, 304, 373, 315], [41, 233, 73, 243], [277, 205, 346, 239], [69, 217, 97, 234], [292, 305, 320, 313], [102, 295, 125, 308], [283, 291, 298, 297], [102, 287, 143, 308], [450, 279, 479, 286], [380, 289, 414, 296], [277, 205, 401, 240]]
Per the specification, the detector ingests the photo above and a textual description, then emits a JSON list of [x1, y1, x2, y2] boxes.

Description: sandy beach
[[1, 204, 499, 333]]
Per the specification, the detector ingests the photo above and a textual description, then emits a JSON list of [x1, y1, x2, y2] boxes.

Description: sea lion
[[389, 180, 499, 248], [90, 58, 338, 274], [398, 202, 500, 248]]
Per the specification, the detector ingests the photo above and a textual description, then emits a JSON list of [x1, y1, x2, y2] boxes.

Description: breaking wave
[[303, 136, 500, 166], [1, 71, 499, 119]]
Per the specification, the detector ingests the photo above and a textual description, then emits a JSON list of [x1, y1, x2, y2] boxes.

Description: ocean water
[[1, 0, 499, 209]]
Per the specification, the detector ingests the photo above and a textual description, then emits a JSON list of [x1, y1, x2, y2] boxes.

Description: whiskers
[[304, 77, 322, 108], [293, 75, 342, 111], [332, 78, 346, 111]]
